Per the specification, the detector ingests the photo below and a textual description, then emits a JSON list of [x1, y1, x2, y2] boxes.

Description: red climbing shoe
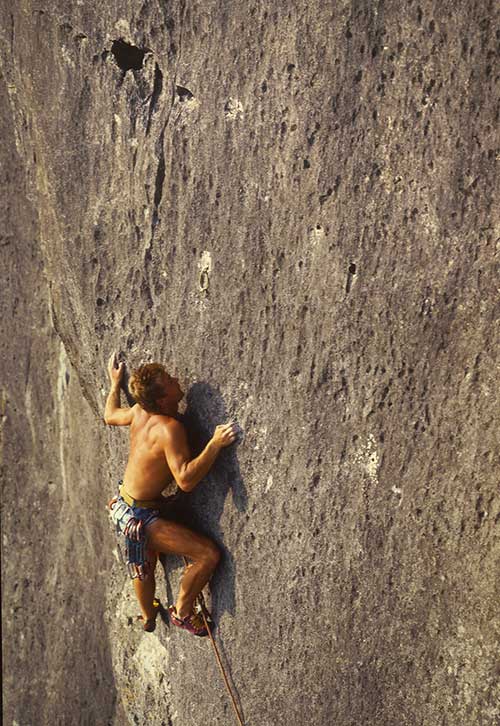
[[168, 605, 209, 637]]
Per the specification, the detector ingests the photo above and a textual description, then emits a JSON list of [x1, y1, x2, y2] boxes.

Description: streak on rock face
[[353, 433, 380, 485], [198, 249, 212, 293], [2, 2, 499, 725]]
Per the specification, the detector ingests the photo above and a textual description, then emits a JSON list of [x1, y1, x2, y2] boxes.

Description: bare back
[[122, 405, 177, 499]]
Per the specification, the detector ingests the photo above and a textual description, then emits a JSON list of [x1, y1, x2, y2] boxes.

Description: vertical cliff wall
[[2, 1, 499, 724]]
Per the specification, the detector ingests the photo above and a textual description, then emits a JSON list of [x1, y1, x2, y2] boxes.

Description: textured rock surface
[[1, 1, 499, 724]]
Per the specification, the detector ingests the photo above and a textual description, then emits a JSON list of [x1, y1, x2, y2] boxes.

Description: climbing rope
[[183, 557, 245, 726]]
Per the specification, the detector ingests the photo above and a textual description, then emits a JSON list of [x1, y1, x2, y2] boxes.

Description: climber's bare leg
[[146, 519, 220, 619], [133, 550, 158, 621]]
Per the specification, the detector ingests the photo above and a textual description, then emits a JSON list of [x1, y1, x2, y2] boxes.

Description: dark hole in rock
[[110, 39, 146, 71], [176, 85, 194, 101], [349, 263, 356, 274], [96, 297, 105, 306], [303, 159, 311, 169], [319, 187, 333, 204]]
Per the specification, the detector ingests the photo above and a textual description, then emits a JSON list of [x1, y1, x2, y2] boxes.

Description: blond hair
[[129, 363, 168, 413]]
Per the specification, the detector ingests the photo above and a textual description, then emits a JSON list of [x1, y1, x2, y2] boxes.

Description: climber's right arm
[[103, 351, 134, 426]]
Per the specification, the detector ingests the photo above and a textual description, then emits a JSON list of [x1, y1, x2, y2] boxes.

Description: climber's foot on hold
[[137, 598, 162, 633], [168, 605, 209, 637]]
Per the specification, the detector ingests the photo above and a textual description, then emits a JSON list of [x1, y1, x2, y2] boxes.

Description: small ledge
[[176, 85, 194, 101]]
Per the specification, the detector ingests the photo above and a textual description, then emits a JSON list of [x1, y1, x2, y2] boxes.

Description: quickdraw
[[109, 497, 157, 580]]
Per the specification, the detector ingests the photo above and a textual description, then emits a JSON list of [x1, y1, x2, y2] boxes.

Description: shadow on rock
[[160, 382, 247, 620]]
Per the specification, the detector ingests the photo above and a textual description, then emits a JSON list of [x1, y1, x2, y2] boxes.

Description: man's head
[[129, 363, 183, 415]]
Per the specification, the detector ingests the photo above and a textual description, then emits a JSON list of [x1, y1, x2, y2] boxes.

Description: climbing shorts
[[109, 492, 160, 580], [109, 482, 182, 579]]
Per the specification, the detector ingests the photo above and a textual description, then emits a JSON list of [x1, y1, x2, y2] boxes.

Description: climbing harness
[[182, 557, 245, 726]]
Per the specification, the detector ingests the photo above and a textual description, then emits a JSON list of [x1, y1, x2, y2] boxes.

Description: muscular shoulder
[[105, 402, 139, 427], [129, 403, 142, 423], [153, 415, 186, 442]]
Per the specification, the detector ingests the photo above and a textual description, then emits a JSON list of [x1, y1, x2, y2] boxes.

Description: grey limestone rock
[[1, 1, 498, 724]]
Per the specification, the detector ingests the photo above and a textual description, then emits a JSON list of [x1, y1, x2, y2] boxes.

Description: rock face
[[1, 2, 498, 724]]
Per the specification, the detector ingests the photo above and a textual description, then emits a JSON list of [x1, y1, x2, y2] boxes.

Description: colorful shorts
[[109, 493, 161, 580]]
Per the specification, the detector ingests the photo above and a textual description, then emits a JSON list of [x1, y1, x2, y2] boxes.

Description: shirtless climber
[[104, 352, 237, 636]]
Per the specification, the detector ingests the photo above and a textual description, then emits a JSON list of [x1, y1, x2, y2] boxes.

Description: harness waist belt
[[119, 485, 164, 509]]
